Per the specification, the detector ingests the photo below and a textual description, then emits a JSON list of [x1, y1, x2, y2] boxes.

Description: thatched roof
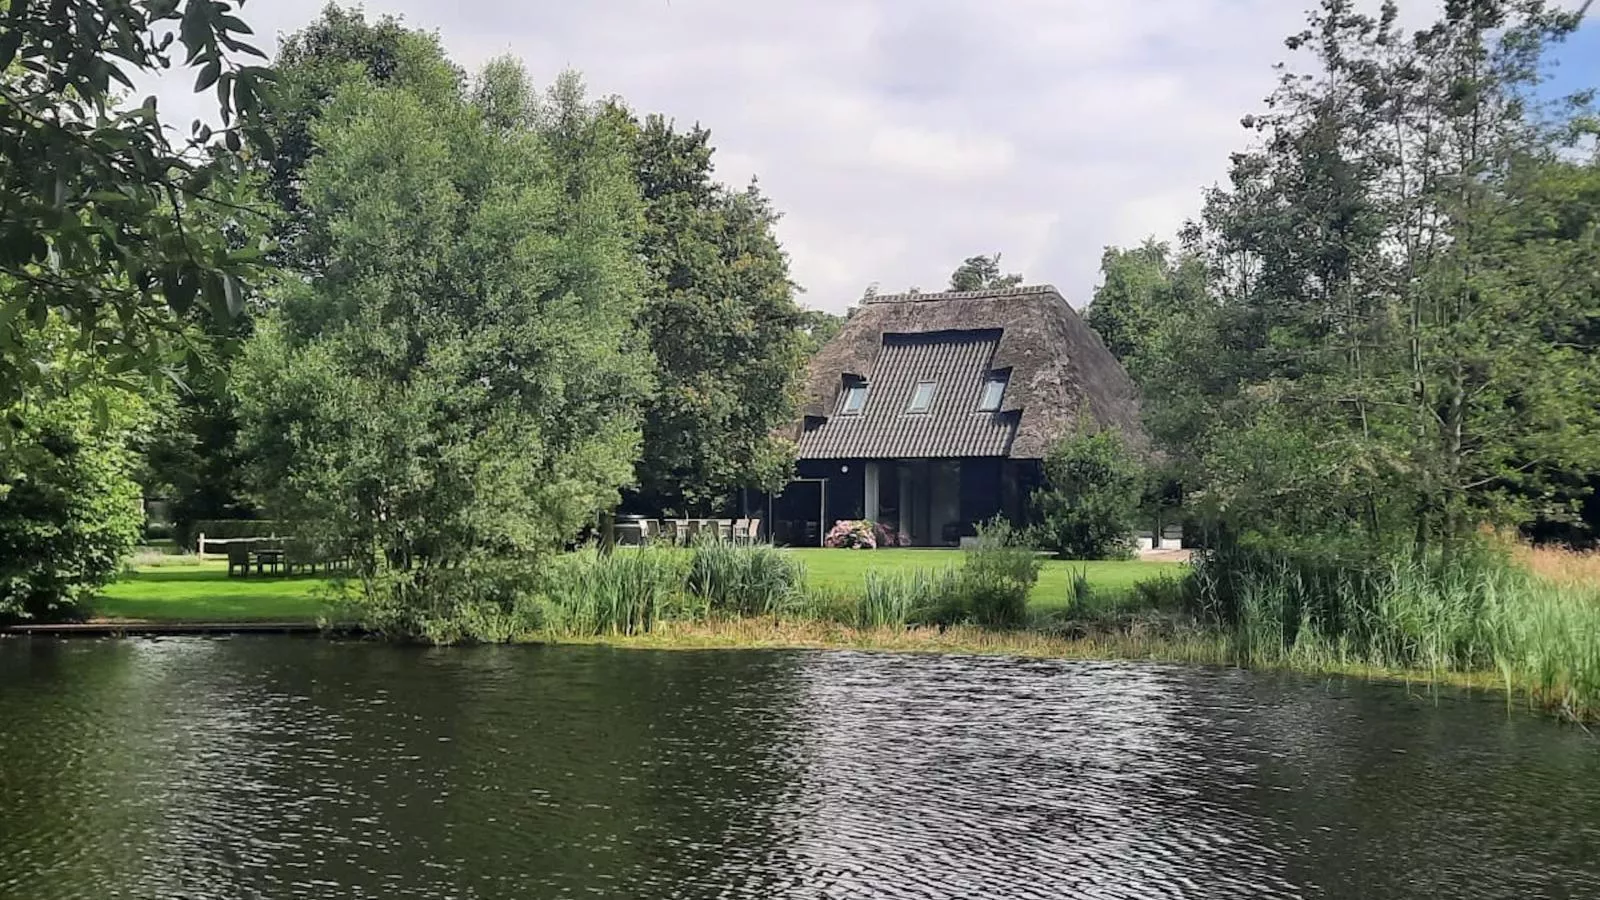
[[794, 284, 1145, 460]]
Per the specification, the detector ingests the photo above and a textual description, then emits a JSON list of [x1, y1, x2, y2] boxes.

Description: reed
[[532, 546, 689, 637], [686, 540, 806, 618], [857, 567, 965, 628], [1185, 541, 1600, 720]]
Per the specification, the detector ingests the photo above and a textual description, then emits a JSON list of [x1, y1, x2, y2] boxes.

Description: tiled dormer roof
[[796, 330, 1016, 459]]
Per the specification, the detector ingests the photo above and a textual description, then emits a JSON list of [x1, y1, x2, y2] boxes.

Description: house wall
[[774, 458, 1044, 547]]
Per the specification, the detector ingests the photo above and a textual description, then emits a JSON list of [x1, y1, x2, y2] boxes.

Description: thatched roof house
[[764, 284, 1146, 547]]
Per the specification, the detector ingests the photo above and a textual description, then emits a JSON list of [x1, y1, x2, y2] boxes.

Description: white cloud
[[134, 0, 1436, 311], [866, 126, 1016, 181]]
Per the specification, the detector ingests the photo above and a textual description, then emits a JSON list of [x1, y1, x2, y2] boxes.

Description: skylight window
[[841, 383, 869, 414], [907, 381, 937, 413], [978, 374, 1007, 412]]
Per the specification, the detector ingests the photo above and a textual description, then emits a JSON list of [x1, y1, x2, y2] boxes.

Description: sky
[[142, 1, 1600, 314]]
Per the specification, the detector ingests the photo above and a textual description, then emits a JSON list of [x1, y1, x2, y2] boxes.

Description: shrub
[[687, 540, 806, 617], [1031, 427, 1143, 560], [959, 519, 1042, 627], [824, 519, 878, 549], [350, 558, 543, 644], [1, 389, 146, 624]]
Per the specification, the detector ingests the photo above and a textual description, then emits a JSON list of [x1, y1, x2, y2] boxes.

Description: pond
[[1, 638, 1596, 899]]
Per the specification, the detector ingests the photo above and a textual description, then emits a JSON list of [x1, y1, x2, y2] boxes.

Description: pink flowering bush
[[824, 520, 877, 549], [873, 522, 911, 547], [825, 520, 912, 549]]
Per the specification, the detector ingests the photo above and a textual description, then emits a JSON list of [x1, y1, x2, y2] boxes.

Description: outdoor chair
[[226, 541, 253, 578], [639, 519, 665, 545], [615, 522, 645, 547], [666, 519, 689, 545]]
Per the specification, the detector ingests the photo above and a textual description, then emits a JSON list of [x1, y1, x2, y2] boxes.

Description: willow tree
[[236, 57, 652, 630]]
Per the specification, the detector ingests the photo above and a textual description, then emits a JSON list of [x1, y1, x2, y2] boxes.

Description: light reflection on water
[[1, 638, 1596, 899]]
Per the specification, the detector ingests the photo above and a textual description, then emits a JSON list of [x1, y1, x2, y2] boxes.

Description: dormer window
[[978, 373, 1008, 411], [907, 381, 937, 413], [840, 380, 869, 414]]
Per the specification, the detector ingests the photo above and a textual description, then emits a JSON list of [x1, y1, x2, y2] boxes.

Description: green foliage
[[841, 523, 1041, 628], [1, 323, 147, 623], [1184, 538, 1600, 719], [948, 253, 1023, 291], [959, 519, 1041, 626], [528, 547, 688, 639], [1141, 0, 1600, 549], [855, 567, 964, 628], [236, 59, 653, 632], [0, 0, 275, 406], [624, 113, 807, 514], [686, 539, 806, 617], [1032, 427, 1143, 560], [797, 307, 845, 357], [1084, 240, 1208, 368], [256, 4, 456, 272], [141, 386, 257, 544]]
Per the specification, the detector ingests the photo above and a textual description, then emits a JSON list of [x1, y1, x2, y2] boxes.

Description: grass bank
[[94, 550, 1176, 623], [90, 543, 1597, 721]]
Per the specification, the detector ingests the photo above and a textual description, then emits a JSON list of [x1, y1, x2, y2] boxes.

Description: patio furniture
[[255, 545, 285, 576], [639, 519, 665, 545], [226, 541, 253, 578], [733, 517, 762, 544], [614, 522, 645, 547]]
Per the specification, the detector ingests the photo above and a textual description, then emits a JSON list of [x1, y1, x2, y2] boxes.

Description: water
[[1, 638, 1596, 899]]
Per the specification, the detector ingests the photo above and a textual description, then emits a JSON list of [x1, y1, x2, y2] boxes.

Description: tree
[[140, 383, 256, 544], [626, 113, 807, 516], [0, 0, 275, 409], [1175, 0, 1600, 548], [1084, 240, 1206, 367], [797, 307, 846, 356], [1, 320, 147, 623], [1031, 427, 1144, 560], [948, 253, 1023, 291], [235, 61, 652, 629], [254, 3, 454, 273]]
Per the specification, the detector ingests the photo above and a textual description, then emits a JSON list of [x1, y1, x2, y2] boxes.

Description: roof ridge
[[862, 283, 1061, 305]]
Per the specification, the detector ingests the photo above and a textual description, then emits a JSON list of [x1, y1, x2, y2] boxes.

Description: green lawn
[[95, 561, 334, 622], [94, 550, 1183, 623]]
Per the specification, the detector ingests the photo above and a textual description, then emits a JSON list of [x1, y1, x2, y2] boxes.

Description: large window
[[841, 383, 869, 414], [907, 381, 937, 413], [978, 374, 1007, 411]]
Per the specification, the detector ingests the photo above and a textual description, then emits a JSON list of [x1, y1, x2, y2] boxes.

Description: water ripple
[[1, 638, 1597, 899]]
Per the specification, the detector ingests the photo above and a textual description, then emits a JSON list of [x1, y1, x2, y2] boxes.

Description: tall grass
[[857, 567, 965, 627], [532, 546, 688, 638], [1188, 541, 1600, 719], [820, 523, 1041, 629], [1514, 543, 1600, 587], [686, 540, 806, 618]]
